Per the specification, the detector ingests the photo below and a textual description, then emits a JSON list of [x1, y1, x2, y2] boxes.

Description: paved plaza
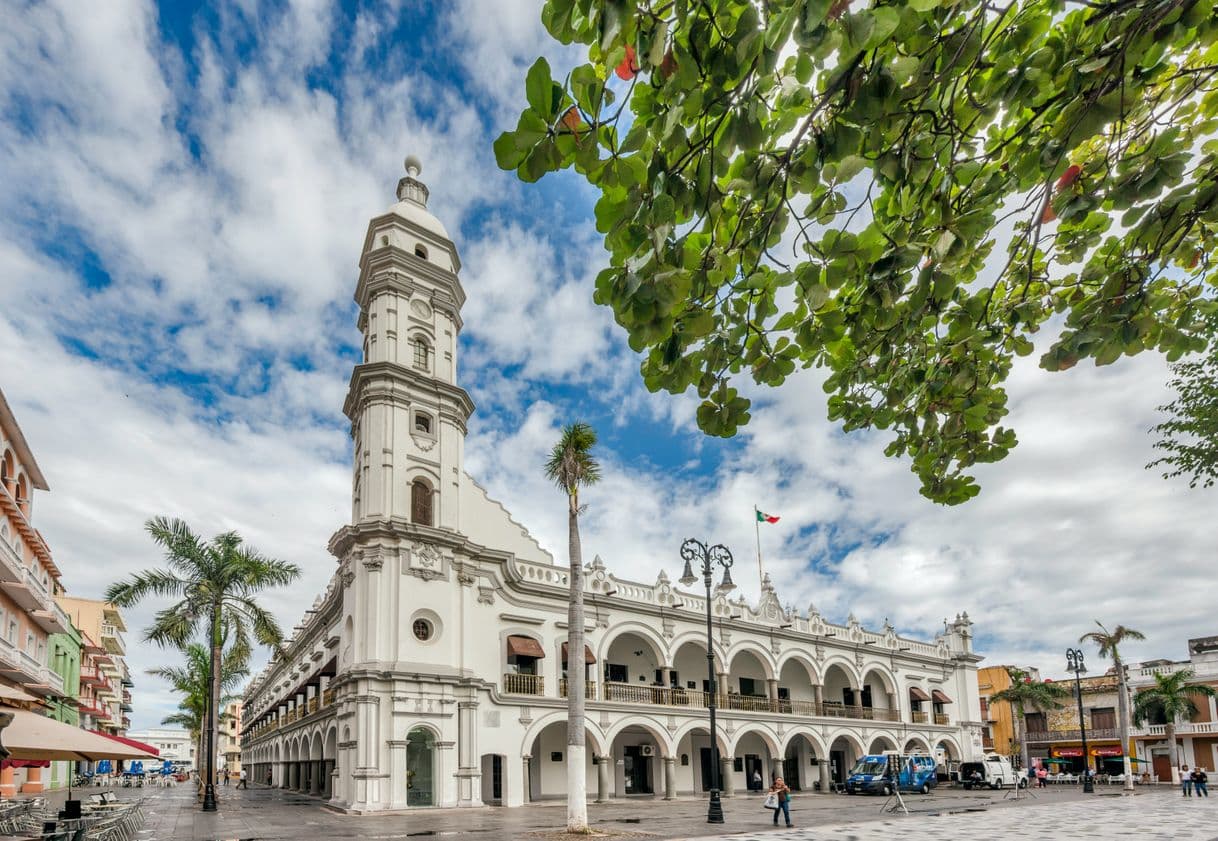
[[48, 783, 1216, 841]]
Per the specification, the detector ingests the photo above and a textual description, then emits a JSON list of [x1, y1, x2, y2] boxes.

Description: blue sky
[[1, 0, 1213, 731]]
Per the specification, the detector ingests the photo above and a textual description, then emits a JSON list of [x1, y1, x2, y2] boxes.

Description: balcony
[[0, 536, 24, 583], [1, 568, 46, 612], [1130, 721, 1218, 737], [559, 679, 596, 699], [80, 667, 107, 688], [934, 713, 950, 725], [503, 673, 544, 696], [100, 623, 126, 656], [912, 711, 929, 724], [1026, 728, 1122, 743], [30, 607, 68, 635]]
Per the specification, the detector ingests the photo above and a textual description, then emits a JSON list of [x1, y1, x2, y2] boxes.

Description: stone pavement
[[49, 782, 1216, 840]]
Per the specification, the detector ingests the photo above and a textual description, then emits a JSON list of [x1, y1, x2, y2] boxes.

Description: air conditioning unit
[[640, 745, 655, 757]]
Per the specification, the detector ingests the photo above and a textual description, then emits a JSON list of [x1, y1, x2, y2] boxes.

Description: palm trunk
[[565, 495, 588, 832], [203, 604, 221, 810], [1166, 722, 1179, 785], [1114, 655, 1134, 792]]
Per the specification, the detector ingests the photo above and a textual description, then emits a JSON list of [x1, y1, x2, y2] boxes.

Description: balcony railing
[[934, 713, 950, 725], [503, 673, 544, 695], [322, 688, 335, 706], [821, 703, 901, 722], [912, 711, 929, 724], [307, 697, 318, 714], [1025, 728, 1121, 743], [100, 623, 126, 655], [559, 679, 596, 699], [1130, 721, 1218, 737]]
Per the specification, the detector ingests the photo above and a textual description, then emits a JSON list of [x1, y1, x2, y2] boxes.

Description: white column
[[663, 756, 676, 800], [818, 758, 831, 792], [456, 701, 482, 807], [596, 756, 612, 802], [719, 756, 735, 796]]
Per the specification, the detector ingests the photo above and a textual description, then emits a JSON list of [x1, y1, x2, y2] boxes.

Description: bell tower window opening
[[414, 244, 428, 260], [414, 412, 432, 435], [412, 337, 431, 371], [411, 479, 433, 526]]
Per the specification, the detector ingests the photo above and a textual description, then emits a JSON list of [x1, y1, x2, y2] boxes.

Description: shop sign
[[1091, 746, 1124, 757], [1052, 747, 1084, 758]]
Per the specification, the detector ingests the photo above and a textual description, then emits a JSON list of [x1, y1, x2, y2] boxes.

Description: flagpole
[[754, 504, 764, 593]]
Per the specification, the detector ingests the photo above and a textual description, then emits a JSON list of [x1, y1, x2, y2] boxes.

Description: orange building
[[0, 388, 72, 795]]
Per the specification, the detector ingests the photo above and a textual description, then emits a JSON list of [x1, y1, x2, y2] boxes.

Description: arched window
[[414, 412, 432, 435], [411, 479, 433, 526], [412, 337, 431, 371], [414, 244, 428, 260]]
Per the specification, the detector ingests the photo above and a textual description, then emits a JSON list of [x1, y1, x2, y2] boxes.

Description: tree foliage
[[149, 642, 248, 738], [1132, 667, 1216, 725], [1148, 331, 1218, 487], [497, 0, 1218, 503]]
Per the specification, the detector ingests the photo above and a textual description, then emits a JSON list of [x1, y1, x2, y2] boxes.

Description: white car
[[959, 755, 1024, 789]]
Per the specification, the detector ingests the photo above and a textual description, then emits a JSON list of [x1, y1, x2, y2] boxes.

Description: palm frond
[[105, 569, 189, 608]]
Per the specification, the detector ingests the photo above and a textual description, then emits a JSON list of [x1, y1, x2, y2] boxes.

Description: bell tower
[[342, 156, 473, 533]]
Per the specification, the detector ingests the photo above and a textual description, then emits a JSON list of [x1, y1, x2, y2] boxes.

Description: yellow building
[[977, 665, 1018, 757], [55, 596, 130, 735]]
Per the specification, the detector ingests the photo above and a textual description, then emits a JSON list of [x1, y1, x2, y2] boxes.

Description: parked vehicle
[[845, 754, 939, 795], [959, 754, 1024, 789]]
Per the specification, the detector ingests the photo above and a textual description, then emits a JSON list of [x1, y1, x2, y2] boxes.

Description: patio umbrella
[[0, 710, 158, 797]]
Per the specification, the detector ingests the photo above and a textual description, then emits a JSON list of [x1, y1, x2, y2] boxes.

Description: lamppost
[[1066, 647, 1094, 794], [678, 538, 736, 824]]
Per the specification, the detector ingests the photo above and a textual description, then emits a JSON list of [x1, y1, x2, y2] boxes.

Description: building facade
[[126, 728, 195, 770], [976, 665, 1016, 756], [0, 388, 75, 795], [56, 597, 132, 737], [239, 161, 986, 812], [46, 619, 82, 790], [1023, 673, 1124, 774], [220, 701, 242, 778], [1129, 636, 1218, 780]]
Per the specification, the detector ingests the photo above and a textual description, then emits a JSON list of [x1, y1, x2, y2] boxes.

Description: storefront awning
[[561, 642, 596, 665], [88, 730, 160, 758], [909, 687, 931, 702], [506, 635, 545, 659], [931, 689, 952, 704], [0, 711, 158, 762]]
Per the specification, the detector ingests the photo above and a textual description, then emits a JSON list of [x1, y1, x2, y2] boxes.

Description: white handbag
[[763, 792, 779, 809]]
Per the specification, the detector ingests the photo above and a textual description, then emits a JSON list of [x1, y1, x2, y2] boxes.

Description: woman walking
[[1193, 767, 1208, 797], [767, 776, 792, 828], [1181, 764, 1193, 797]]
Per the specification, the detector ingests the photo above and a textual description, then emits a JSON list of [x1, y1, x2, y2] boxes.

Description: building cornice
[[341, 362, 475, 432]]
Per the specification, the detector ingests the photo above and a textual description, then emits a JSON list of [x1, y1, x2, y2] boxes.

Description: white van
[[959, 754, 1022, 789]]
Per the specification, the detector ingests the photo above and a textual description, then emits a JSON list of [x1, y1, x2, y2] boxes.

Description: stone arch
[[671, 719, 730, 755], [821, 657, 861, 688], [725, 640, 777, 680], [903, 735, 932, 754], [776, 650, 821, 686], [826, 730, 867, 758], [597, 622, 668, 667], [727, 723, 781, 758], [779, 726, 828, 759], [0, 449, 11, 487], [868, 735, 898, 754], [520, 710, 607, 757], [860, 662, 900, 695], [934, 735, 963, 761], [15, 472, 27, 505], [310, 731, 323, 760], [604, 715, 675, 758], [669, 631, 726, 671]]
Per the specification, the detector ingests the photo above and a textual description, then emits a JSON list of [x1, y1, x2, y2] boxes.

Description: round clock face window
[[413, 619, 433, 641]]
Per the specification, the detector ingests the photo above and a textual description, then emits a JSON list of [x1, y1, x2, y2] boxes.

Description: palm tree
[[1133, 669, 1216, 784], [544, 422, 600, 833], [148, 642, 248, 774], [1079, 622, 1144, 791], [990, 667, 1071, 779], [106, 517, 300, 811]]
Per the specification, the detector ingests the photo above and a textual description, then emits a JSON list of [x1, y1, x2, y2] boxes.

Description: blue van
[[845, 754, 939, 795]]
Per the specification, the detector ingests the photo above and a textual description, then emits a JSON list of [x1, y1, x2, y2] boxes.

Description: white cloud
[[1, 0, 1212, 735]]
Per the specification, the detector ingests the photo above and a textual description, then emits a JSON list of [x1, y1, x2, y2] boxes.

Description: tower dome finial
[[396, 155, 429, 208]]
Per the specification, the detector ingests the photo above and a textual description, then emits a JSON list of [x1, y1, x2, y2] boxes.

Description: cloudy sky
[[1, 0, 1212, 731]]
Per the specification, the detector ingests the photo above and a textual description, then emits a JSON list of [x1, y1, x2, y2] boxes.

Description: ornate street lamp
[[1066, 647, 1094, 794], [679, 538, 735, 824]]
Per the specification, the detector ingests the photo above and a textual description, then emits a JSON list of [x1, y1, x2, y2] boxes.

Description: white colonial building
[[239, 159, 986, 812]]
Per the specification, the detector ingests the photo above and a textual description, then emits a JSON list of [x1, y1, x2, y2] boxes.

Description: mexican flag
[[756, 509, 780, 524]]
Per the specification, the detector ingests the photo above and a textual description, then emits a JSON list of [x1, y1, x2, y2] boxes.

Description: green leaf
[[525, 57, 554, 117]]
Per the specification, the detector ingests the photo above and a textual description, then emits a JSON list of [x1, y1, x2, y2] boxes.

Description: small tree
[[149, 642, 248, 778], [544, 422, 601, 833], [1149, 334, 1218, 489], [1132, 669, 1216, 784], [990, 667, 1070, 778], [106, 517, 300, 810], [1079, 622, 1144, 792]]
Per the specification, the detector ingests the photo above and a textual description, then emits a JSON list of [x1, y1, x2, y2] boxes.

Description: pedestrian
[[238, 769, 248, 790], [1181, 764, 1193, 797], [266, 769, 273, 787], [1036, 766, 1048, 789], [767, 776, 792, 828], [752, 768, 762, 791], [223, 769, 230, 786], [1193, 767, 1208, 798]]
